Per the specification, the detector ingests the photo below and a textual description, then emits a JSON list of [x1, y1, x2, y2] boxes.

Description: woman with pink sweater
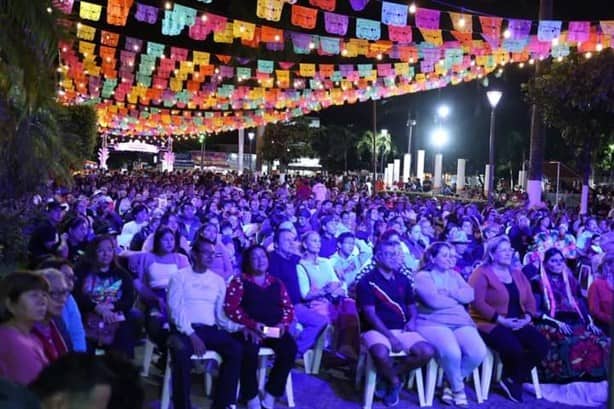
[[0, 272, 50, 384]]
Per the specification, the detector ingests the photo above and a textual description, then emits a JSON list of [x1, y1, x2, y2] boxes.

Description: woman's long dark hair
[[152, 226, 176, 256]]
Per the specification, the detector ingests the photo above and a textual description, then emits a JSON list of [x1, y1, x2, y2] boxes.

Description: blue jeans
[[168, 325, 242, 409]]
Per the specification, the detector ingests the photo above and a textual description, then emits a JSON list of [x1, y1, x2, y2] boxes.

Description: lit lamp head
[[381, 128, 388, 136], [487, 90, 503, 108], [248, 132, 255, 141], [431, 127, 449, 148], [437, 105, 450, 119]]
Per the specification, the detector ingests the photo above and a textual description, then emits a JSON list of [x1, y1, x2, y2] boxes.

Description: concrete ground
[[139, 347, 603, 409]]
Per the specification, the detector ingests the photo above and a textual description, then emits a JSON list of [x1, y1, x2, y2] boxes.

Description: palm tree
[[357, 130, 395, 175], [0, 0, 77, 198]]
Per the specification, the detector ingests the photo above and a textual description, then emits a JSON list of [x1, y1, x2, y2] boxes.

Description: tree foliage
[[0, 0, 94, 199], [55, 104, 98, 161], [523, 50, 614, 179], [311, 124, 361, 172], [356, 130, 397, 173], [260, 118, 315, 170]]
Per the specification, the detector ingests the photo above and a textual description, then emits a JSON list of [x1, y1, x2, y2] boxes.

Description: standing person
[[224, 245, 296, 409], [414, 243, 486, 405], [167, 236, 243, 409], [269, 229, 328, 356], [356, 240, 436, 407], [0, 272, 49, 384], [468, 236, 548, 402], [74, 235, 137, 358]]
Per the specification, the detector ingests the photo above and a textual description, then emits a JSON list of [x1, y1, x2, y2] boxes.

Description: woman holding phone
[[224, 245, 296, 409]]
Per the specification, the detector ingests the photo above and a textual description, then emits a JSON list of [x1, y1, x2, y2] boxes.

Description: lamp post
[[486, 90, 503, 206], [405, 115, 416, 183], [199, 133, 206, 170], [248, 131, 255, 171], [380, 128, 388, 175]]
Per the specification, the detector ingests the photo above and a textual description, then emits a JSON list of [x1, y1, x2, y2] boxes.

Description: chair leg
[[285, 372, 295, 407], [258, 355, 268, 393], [160, 354, 172, 409], [414, 368, 426, 407], [303, 350, 313, 375], [472, 367, 483, 403], [436, 367, 444, 388], [310, 325, 334, 375], [480, 349, 494, 401], [424, 358, 438, 407], [204, 372, 213, 396], [142, 339, 154, 376], [363, 353, 377, 409], [355, 352, 366, 391], [531, 367, 542, 399]]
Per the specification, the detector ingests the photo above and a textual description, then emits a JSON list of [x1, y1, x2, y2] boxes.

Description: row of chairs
[[142, 328, 542, 408], [356, 347, 542, 409]]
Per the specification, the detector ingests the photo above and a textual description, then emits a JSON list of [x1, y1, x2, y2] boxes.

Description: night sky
[[316, 1, 614, 175], [96, 0, 613, 173]]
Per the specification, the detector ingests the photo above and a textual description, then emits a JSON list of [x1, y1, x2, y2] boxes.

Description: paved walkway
[[140, 349, 603, 409]]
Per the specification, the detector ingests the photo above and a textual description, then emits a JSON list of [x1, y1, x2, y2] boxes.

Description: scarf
[[540, 263, 584, 321]]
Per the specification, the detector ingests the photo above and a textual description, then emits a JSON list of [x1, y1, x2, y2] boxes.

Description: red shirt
[[588, 278, 613, 326], [224, 273, 294, 330]]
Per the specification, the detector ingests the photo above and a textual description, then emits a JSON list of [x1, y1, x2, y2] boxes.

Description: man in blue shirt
[[356, 240, 435, 407]]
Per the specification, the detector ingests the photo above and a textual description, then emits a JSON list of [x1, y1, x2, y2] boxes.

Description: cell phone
[[262, 326, 281, 338]]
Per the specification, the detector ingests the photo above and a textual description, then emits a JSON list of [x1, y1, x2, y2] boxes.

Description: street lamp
[[437, 104, 450, 120], [248, 131, 255, 171], [486, 90, 503, 205], [431, 127, 449, 148], [200, 134, 206, 168]]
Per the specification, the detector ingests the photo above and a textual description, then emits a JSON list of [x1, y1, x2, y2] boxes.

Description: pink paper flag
[[567, 21, 590, 43], [415, 8, 440, 30]]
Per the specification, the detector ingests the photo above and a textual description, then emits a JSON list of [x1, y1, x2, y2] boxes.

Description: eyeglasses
[[49, 289, 70, 300]]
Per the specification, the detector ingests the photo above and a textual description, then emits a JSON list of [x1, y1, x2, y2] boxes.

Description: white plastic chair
[[480, 348, 542, 400], [256, 347, 295, 407], [141, 338, 156, 376], [355, 348, 437, 409], [160, 351, 223, 409], [302, 324, 333, 375], [434, 365, 484, 404]]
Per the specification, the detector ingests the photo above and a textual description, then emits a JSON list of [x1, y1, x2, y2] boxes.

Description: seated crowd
[[0, 170, 612, 409]]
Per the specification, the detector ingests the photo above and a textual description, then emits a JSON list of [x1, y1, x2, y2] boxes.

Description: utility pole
[[372, 100, 377, 182], [527, 0, 553, 206]]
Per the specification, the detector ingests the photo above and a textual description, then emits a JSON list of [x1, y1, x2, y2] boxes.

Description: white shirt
[[167, 267, 241, 336]]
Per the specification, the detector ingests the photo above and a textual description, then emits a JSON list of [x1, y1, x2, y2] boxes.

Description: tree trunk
[[372, 101, 377, 181], [579, 143, 591, 215], [527, 0, 553, 207]]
